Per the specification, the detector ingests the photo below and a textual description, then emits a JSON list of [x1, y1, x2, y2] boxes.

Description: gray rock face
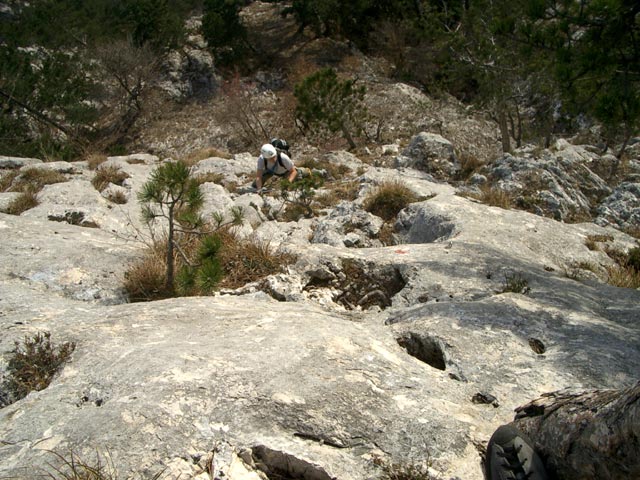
[[1, 148, 639, 480], [480, 141, 615, 222], [311, 202, 384, 248], [596, 182, 640, 230], [397, 132, 459, 179]]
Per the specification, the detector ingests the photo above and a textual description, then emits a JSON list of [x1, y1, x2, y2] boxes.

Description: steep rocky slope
[[0, 132, 638, 479]]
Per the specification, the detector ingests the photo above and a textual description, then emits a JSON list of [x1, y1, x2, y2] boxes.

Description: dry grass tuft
[[6, 190, 39, 214], [107, 190, 128, 204], [477, 185, 513, 209], [123, 241, 172, 302], [194, 172, 225, 185], [11, 168, 67, 193], [363, 181, 419, 221], [92, 166, 130, 192], [603, 246, 640, 289], [316, 180, 361, 208], [297, 157, 352, 180], [0, 170, 19, 191], [217, 230, 297, 289], [85, 153, 109, 170], [456, 151, 485, 180], [183, 147, 233, 166], [585, 234, 614, 251]]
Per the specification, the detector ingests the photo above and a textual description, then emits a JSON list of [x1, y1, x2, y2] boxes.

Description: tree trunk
[[166, 206, 175, 295], [512, 382, 640, 480], [341, 123, 357, 150], [498, 106, 511, 153]]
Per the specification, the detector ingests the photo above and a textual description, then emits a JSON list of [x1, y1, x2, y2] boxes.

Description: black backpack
[[270, 138, 290, 157]]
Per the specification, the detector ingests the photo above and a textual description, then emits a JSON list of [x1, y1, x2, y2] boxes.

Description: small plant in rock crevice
[[279, 173, 325, 220], [92, 165, 130, 192], [605, 246, 640, 289], [2, 332, 75, 406], [373, 455, 435, 480], [43, 449, 166, 480], [5, 190, 39, 215], [500, 272, 530, 294], [1, 168, 67, 200]]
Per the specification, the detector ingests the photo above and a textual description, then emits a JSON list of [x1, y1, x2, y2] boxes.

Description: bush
[[3, 332, 75, 405], [92, 165, 130, 192], [5, 190, 39, 215], [363, 181, 419, 221], [294, 68, 367, 150]]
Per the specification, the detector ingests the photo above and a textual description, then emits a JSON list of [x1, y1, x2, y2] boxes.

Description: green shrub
[[92, 165, 130, 192], [4, 332, 75, 403], [294, 68, 367, 150], [279, 174, 325, 219], [363, 181, 419, 221]]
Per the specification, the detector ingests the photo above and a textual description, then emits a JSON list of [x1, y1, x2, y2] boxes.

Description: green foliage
[[294, 68, 367, 149], [3, 332, 75, 404], [279, 173, 324, 219], [138, 160, 204, 294], [363, 181, 419, 221], [177, 234, 224, 294], [202, 0, 248, 65], [0, 0, 197, 157], [521, 0, 640, 152]]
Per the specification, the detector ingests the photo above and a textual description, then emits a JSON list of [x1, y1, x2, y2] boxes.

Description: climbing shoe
[[486, 424, 549, 480]]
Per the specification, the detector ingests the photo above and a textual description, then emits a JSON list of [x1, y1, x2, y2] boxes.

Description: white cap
[[261, 144, 277, 158]]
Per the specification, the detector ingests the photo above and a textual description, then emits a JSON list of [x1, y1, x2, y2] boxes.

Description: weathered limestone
[[0, 146, 638, 480]]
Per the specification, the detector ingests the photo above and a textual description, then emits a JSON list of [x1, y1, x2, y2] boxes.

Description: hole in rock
[[251, 445, 333, 480], [397, 332, 447, 370], [304, 259, 406, 310], [528, 337, 546, 354]]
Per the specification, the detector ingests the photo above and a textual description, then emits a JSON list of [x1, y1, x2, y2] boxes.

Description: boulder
[[397, 132, 458, 178], [595, 182, 640, 230]]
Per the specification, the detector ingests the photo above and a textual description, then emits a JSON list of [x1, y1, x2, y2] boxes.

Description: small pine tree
[[138, 160, 204, 295], [294, 68, 367, 149]]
